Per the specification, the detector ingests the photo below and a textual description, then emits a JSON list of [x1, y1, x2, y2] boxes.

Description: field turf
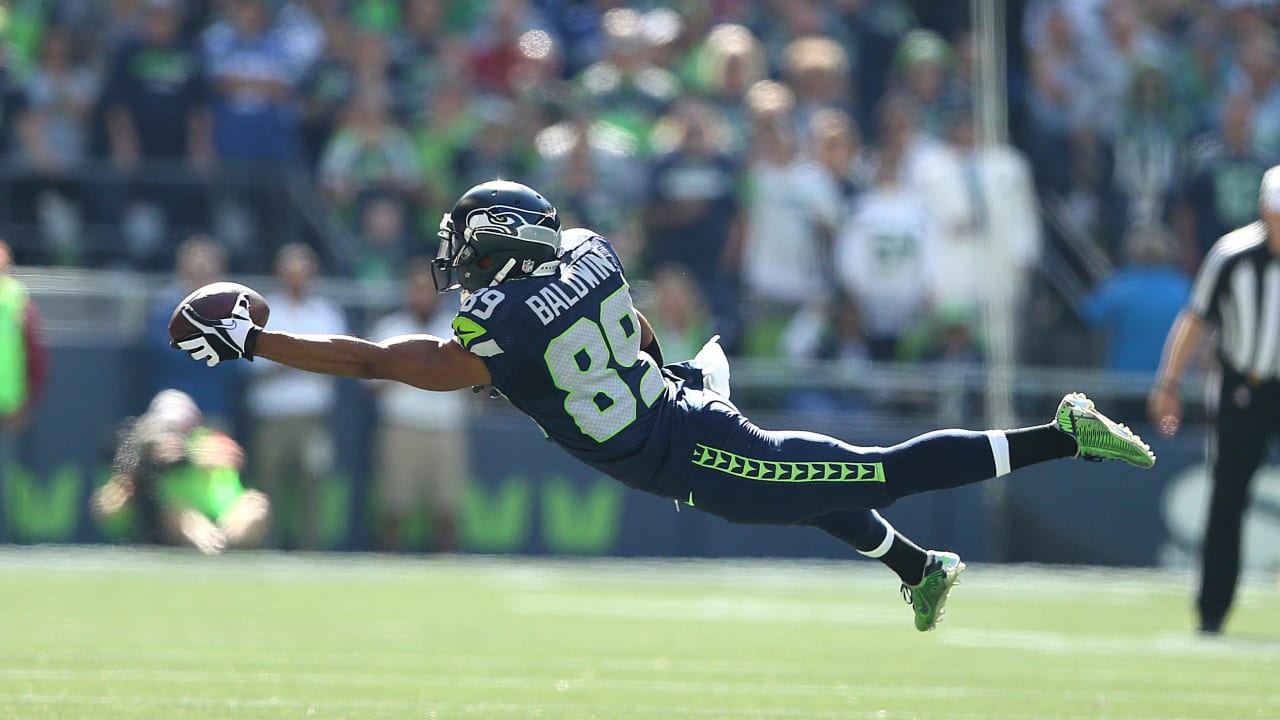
[[2, 547, 1279, 719]]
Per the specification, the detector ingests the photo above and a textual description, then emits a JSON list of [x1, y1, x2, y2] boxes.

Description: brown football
[[168, 282, 271, 342]]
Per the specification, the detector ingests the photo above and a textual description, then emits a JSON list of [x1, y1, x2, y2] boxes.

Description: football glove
[[171, 293, 260, 367], [689, 335, 730, 399]]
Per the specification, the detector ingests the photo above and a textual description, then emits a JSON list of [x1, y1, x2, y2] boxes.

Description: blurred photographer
[[93, 390, 269, 554]]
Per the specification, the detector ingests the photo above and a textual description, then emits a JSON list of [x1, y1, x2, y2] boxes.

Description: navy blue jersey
[[451, 230, 672, 486]]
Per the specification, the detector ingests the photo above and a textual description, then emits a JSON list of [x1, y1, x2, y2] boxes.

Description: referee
[[1148, 164, 1280, 635]]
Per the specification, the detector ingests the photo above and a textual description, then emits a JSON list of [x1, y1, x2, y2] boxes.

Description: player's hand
[[190, 431, 245, 469], [1147, 384, 1182, 436], [171, 293, 260, 367], [91, 476, 135, 516], [178, 509, 227, 555]]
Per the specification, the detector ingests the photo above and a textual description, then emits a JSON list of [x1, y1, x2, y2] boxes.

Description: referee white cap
[[1264, 164, 1280, 212]]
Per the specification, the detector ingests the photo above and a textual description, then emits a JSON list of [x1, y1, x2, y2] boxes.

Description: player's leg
[[876, 425, 1070, 499], [219, 489, 271, 548], [684, 422, 1066, 518], [879, 392, 1153, 501], [1197, 378, 1267, 634], [678, 404, 984, 632], [681, 392, 1151, 519], [805, 509, 964, 631], [806, 509, 929, 584]]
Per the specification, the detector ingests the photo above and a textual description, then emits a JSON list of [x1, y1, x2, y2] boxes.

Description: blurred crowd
[[1, 0, 1279, 373]]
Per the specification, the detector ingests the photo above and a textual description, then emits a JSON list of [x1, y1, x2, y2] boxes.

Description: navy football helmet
[[432, 180, 561, 293]]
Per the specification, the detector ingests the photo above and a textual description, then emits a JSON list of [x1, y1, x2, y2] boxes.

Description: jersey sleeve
[[451, 287, 525, 386], [1188, 239, 1232, 318], [561, 229, 624, 272]]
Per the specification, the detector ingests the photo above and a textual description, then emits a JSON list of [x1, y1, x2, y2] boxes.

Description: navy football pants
[[661, 395, 1000, 543]]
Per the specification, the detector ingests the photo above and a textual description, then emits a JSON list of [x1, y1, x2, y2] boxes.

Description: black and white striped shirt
[[1190, 221, 1280, 379]]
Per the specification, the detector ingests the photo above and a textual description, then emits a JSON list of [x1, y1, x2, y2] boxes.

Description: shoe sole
[[1059, 392, 1156, 469]]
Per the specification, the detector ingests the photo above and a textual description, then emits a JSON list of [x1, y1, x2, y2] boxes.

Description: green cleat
[[1056, 392, 1156, 469], [902, 551, 965, 632]]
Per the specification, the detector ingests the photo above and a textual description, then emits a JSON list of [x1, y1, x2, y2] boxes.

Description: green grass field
[[2, 548, 1279, 719]]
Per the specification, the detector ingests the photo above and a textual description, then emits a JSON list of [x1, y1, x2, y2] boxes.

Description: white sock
[[984, 429, 1011, 477], [856, 512, 895, 558]]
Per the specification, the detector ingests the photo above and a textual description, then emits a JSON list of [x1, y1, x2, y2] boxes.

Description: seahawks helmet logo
[[464, 205, 559, 248]]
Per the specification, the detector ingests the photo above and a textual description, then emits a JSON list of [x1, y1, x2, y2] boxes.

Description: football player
[[173, 180, 1156, 631]]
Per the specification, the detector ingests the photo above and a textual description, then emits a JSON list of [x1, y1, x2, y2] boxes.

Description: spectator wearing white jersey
[[737, 80, 842, 357], [834, 147, 939, 361], [914, 106, 1040, 315], [366, 259, 469, 553], [246, 243, 347, 550]]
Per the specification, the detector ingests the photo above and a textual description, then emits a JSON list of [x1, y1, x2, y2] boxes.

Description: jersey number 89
[[545, 287, 664, 442]]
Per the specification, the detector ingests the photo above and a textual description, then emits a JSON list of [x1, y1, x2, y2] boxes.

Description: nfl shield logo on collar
[[522, 259, 535, 273]]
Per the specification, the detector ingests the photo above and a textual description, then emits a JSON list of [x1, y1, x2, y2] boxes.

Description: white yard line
[[509, 592, 905, 625], [0, 694, 855, 719], [942, 627, 1280, 660], [1, 693, 1204, 720], [1, 667, 1276, 708], [0, 691, 1218, 717], [9, 646, 1274, 688]]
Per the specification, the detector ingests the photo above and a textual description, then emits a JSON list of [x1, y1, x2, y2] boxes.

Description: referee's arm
[[1148, 309, 1206, 436], [1149, 230, 1231, 435]]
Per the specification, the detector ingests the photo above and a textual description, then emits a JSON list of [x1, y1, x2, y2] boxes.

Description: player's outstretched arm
[[253, 331, 491, 392], [635, 310, 664, 366], [172, 292, 491, 391]]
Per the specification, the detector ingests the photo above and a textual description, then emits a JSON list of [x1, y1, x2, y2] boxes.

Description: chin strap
[[489, 258, 518, 286]]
